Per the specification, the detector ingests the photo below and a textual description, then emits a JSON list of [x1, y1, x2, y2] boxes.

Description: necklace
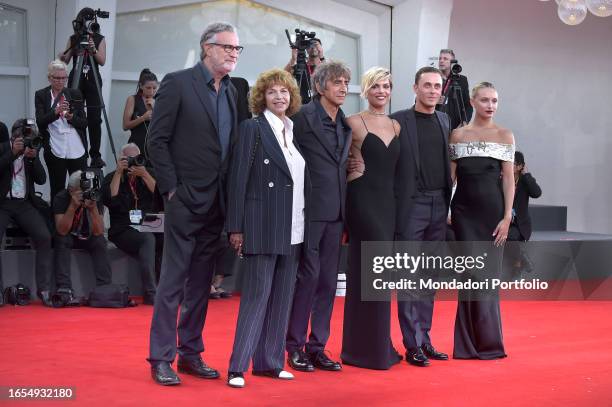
[[367, 110, 386, 116]]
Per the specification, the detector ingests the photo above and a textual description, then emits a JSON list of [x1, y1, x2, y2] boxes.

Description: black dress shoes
[[177, 356, 220, 379], [310, 351, 342, 371], [287, 350, 314, 372], [421, 344, 449, 360], [151, 362, 181, 386], [406, 348, 430, 367]]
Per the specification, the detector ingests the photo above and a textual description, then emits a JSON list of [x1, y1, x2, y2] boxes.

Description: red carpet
[[1, 298, 611, 406]]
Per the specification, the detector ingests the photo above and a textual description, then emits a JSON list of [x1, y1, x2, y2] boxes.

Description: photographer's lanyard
[[9, 156, 25, 199], [128, 177, 139, 210], [72, 206, 84, 230]]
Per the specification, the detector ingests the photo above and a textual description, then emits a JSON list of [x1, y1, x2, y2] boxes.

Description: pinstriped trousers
[[229, 244, 302, 372]]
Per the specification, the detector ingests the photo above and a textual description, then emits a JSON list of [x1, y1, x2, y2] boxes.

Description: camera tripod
[[68, 39, 118, 164], [293, 49, 313, 104], [442, 76, 468, 129]]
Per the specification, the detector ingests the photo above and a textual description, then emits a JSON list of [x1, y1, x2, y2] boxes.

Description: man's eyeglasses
[[206, 43, 244, 55]]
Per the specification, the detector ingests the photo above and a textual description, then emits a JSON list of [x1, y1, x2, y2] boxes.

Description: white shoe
[[228, 373, 245, 388], [278, 370, 294, 380]]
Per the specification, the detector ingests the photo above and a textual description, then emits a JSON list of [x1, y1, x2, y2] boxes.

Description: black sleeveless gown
[[451, 148, 510, 360], [341, 130, 402, 370], [128, 94, 150, 153]]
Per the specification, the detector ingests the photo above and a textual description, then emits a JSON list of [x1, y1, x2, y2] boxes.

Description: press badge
[[129, 209, 143, 224]]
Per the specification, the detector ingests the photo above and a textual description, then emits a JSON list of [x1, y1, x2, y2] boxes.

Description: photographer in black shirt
[[102, 143, 159, 305], [59, 7, 108, 168], [0, 119, 53, 306], [436, 49, 472, 129], [53, 170, 111, 304]]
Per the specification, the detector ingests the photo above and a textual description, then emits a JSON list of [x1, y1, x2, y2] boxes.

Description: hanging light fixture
[[539, 0, 612, 23], [557, 0, 588, 25], [585, 0, 612, 16]]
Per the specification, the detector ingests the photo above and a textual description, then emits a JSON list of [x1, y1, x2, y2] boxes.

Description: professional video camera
[[126, 154, 146, 167], [80, 171, 101, 201], [72, 8, 109, 38], [285, 28, 320, 103], [16, 119, 43, 150], [450, 59, 463, 78]]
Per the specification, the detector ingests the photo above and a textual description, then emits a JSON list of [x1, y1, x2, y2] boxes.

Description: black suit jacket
[[34, 86, 88, 155], [0, 142, 46, 201], [147, 63, 238, 215], [226, 116, 310, 255], [230, 77, 252, 124], [391, 107, 452, 239], [292, 100, 351, 222], [513, 173, 542, 240]]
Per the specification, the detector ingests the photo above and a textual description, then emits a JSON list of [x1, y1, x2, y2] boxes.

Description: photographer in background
[[35, 60, 88, 203], [53, 170, 111, 304], [508, 151, 542, 274], [436, 49, 472, 129], [102, 143, 160, 305], [122, 69, 159, 154], [284, 38, 325, 75], [59, 7, 108, 168], [0, 119, 53, 306]]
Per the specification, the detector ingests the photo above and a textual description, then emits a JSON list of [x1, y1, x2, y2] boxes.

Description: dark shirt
[[68, 32, 104, 85], [436, 74, 472, 130], [0, 121, 8, 143], [414, 110, 447, 191], [53, 189, 104, 238], [314, 98, 345, 159], [101, 170, 155, 232], [199, 63, 232, 160]]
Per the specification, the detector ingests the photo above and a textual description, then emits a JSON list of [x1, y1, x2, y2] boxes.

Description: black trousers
[[53, 233, 112, 290], [0, 199, 53, 292], [44, 149, 87, 203], [148, 196, 224, 365], [397, 190, 447, 351], [69, 72, 102, 160], [109, 226, 160, 296], [229, 245, 301, 372], [286, 220, 343, 354]]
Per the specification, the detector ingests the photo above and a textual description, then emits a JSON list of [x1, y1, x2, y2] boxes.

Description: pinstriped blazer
[[226, 116, 310, 256]]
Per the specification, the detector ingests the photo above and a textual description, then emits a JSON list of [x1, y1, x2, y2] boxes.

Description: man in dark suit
[[0, 119, 53, 306], [391, 67, 452, 367], [35, 60, 88, 203], [508, 151, 542, 273], [437, 49, 472, 130], [147, 22, 241, 386], [286, 61, 352, 373]]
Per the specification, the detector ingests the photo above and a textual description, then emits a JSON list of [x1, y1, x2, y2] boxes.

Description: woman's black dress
[[450, 141, 514, 359], [341, 124, 402, 370], [127, 94, 149, 153]]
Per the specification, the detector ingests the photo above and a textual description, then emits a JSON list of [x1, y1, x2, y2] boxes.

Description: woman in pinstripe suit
[[226, 69, 306, 388]]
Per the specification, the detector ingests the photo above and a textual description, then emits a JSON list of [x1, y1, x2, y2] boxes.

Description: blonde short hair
[[360, 67, 392, 98], [471, 81, 496, 99], [47, 59, 68, 77], [249, 69, 302, 117]]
